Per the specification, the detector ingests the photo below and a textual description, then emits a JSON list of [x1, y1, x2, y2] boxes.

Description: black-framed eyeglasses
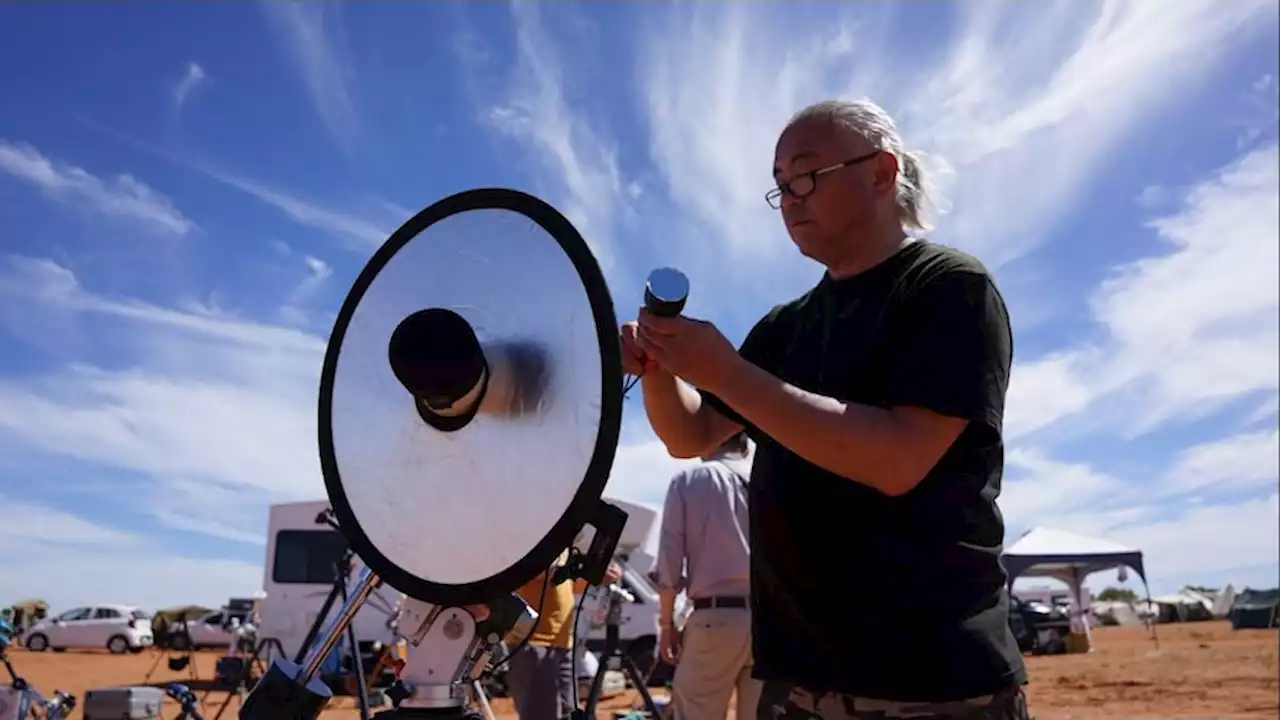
[[765, 150, 881, 209]]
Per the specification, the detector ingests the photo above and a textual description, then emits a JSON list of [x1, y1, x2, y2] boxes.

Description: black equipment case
[[82, 685, 164, 719]]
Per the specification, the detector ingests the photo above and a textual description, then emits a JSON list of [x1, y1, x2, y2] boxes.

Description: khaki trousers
[[671, 607, 762, 720]]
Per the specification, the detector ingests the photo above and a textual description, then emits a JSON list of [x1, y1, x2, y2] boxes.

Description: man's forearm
[[711, 357, 920, 495], [642, 370, 712, 458], [658, 587, 677, 628]]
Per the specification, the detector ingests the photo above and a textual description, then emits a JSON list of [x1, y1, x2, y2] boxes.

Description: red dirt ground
[[5, 622, 1275, 719]]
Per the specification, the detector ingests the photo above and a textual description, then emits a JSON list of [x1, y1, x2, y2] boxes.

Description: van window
[[273, 529, 349, 584]]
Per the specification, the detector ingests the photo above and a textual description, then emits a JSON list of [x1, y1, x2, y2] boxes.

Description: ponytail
[[897, 150, 928, 231]]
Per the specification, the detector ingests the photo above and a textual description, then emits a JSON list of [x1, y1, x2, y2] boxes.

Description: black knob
[[644, 267, 689, 318]]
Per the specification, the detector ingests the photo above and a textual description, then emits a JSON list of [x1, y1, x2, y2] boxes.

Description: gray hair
[[785, 99, 939, 232]]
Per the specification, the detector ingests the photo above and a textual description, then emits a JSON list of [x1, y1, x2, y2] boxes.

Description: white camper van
[[258, 501, 404, 663], [574, 496, 687, 685]]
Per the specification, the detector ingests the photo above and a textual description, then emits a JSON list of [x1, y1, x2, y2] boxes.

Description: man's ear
[[873, 152, 899, 195]]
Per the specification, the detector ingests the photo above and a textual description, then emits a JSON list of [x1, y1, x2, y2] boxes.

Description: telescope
[[2, 619, 77, 720], [240, 189, 689, 720]]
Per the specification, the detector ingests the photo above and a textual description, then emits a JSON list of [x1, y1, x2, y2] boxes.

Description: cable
[[623, 356, 656, 399], [622, 372, 642, 399], [570, 580, 591, 708], [486, 563, 554, 674]]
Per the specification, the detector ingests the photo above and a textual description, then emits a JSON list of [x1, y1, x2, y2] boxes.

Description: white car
[[23, 605, 154, 654], [172, 610, 244, 650]]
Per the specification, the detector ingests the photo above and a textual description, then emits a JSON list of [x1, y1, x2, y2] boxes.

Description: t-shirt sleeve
[[880, 270, 1013, 435], [698, 313, 775, 436]]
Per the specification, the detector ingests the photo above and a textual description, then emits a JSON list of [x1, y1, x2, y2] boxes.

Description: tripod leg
[[620, 653, 662, 718], [583, 649, 611, 719], [142, 648, 165, 683], [209, 636, 268, 720], [472, 680, 498, 720], [295, 579, 346, 664], [338, 562, 371, 720]]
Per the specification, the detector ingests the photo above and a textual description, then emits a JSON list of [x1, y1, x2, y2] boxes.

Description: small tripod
[[209, 636, 284, 720], [142, 623, 199, 686], [579, 584, 661, 720]]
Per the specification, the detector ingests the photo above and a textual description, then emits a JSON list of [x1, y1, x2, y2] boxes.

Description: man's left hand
[[603, 562, 623, 585], [635, 309, 740, 393]]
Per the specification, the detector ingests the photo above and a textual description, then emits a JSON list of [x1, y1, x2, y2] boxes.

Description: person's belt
[[691, 596, 747, 610]]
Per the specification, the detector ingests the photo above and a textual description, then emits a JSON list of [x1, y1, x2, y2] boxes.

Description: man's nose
[[780, 191, 805, 211]]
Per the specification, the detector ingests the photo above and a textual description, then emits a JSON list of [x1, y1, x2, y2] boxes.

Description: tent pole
[[1141, 577, 1159, 649], [1071, 566, 1094, 652]]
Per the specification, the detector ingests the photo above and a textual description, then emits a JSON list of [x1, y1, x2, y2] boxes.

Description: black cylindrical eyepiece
[[644, 267, 689, 318], [388, 308, 487, 413]]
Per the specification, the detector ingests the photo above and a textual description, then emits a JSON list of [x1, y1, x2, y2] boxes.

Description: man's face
[[771, 118, 898, 264]]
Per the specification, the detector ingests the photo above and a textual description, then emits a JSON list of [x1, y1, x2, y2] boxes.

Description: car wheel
[[25, 633, 48, 652], [107, 635, 130, 655]]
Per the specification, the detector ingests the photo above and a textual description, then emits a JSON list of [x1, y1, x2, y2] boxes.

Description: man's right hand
[[620, 321, 648, 375], [659, 623, 681, 665]]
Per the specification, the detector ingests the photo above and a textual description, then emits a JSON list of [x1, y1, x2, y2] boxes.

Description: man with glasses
[[620, 99, 1029, 719]]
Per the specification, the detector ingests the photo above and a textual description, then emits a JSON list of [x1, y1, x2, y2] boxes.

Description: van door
[[262, 528, 350, 661]]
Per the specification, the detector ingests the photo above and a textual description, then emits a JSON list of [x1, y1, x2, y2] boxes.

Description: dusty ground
[[5, 621, 1275, 719]]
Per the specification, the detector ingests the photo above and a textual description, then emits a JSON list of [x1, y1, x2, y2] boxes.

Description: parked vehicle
[[169, 609, 244, 650], [23, 605, 153, 654], [1009, 595, 1072, 655], [573, 496, 689, 687], [257, 501, 404, 663]]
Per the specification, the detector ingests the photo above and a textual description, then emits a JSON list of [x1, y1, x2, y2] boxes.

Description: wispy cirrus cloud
[[171, 61, 207, 114], [76, 119, 394, 250], [1164, 429, 1279, 495], [1006, 141, 1280, 441], [0, 495, 261, 608], [0, 139, 195, 236], [468, 0, 632, 275], [0, 255, 324, 354], [637, 0, 1277, 278], [200, 167, 391, 249], [262, 2, 360, 152]]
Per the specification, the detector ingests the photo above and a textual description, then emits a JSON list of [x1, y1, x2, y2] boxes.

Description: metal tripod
[[288, 548, 372, 716], [209, 637, 284, 720], [580, 585, 661, 720], [142, 624, 200, 686]]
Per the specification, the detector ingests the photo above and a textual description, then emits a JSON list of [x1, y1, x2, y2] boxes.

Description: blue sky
[[0, 1, 1276, 610]]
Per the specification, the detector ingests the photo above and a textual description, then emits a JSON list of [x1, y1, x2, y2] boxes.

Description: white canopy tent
[[1211, 584, 1238, 618], [1003, 527, 1155, 650]]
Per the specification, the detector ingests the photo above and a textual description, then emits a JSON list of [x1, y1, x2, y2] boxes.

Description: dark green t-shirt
[[700, 240, 1026, 702]]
